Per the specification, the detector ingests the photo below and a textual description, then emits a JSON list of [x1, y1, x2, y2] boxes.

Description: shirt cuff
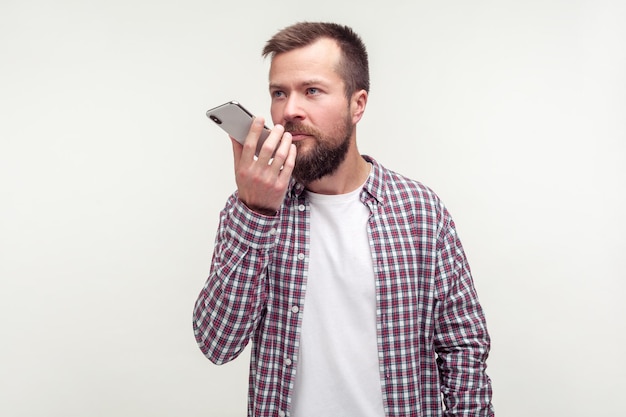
[[225, 198, 280, 250]]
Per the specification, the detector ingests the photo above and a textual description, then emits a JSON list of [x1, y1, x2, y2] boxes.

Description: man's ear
[[351, 89, 368, 124]]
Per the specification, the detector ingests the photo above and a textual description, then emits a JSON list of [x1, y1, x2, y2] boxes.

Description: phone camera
[[210, 115, 222, 125]]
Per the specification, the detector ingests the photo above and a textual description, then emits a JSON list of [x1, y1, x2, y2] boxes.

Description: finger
[[241, 117, 267, 161], [268, 131, 293, 171], [278, 143, 297, 181], [230, 136, 243, 170], [256, 123, 285, 164]]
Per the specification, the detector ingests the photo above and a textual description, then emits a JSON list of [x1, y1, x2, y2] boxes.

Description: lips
[[284, 122, 317, 141], [287, 132, 312, 141]]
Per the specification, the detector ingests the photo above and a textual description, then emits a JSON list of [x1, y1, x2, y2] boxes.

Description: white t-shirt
[[290, 184, 385, 416]]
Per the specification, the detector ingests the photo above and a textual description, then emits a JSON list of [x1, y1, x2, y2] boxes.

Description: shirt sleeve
[[433, 206, 495, 417], [193, 193, 279, 365]]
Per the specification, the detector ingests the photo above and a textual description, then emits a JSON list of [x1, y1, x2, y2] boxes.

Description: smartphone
[[206, 101, 270, 148]]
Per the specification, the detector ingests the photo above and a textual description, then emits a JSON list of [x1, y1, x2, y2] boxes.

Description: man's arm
[[433, 209, 494, 416], [193, 117, 296, 364], [193, 195, 278, 364]]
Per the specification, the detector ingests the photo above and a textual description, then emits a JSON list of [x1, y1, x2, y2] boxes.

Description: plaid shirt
[[194, 156, 494, 417]]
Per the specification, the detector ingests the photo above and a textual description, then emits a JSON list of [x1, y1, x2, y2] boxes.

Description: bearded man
[[193, 21, 495, 417]]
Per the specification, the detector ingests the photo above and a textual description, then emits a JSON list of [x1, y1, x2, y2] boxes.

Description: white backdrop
[[1, 1, 624, 416]]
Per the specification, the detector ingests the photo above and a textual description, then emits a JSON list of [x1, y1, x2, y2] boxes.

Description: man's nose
[[282, 95, 305, 122]]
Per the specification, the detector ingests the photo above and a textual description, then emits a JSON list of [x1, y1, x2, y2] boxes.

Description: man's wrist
[[241, 200, 278, 216]]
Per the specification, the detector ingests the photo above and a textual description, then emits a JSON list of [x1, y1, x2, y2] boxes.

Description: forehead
[[269, 38, 343, 85]]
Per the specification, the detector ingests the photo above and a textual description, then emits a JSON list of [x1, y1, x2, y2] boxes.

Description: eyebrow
[[269, 79, 329, 91]]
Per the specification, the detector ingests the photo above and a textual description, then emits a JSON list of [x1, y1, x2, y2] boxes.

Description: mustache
[[283, 121, 319, 137]]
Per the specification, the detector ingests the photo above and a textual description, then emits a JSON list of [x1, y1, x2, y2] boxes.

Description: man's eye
[[306, 88, 319, 95], [272, 91, 285, 98]]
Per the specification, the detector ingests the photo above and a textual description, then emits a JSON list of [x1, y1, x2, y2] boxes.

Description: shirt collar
[[287, 155, 387, 208], [360, 155, 386, 207]]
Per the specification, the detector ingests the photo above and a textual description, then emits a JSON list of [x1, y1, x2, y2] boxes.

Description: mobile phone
[[206, 101, 270, 147]]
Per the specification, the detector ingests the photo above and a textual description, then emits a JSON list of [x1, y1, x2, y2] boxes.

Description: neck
[[304, 143, 370, 195]]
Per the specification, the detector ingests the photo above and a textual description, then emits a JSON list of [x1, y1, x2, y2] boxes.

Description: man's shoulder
[[367, 156, 442, 206]]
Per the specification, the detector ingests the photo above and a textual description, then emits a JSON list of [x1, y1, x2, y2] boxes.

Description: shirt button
[[291, 306, 299, 314], [285, 358, 292, 366], [269, 227, 277, 236], [278, 411, 286, 417], [297, 253, 305, 260], [298, 204, 306, 211]]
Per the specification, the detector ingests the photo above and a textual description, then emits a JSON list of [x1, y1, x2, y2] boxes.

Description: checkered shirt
[[194, 156, 494, 417]]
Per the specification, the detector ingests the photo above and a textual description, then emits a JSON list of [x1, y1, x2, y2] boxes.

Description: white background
[[1, 1, 624, 416]]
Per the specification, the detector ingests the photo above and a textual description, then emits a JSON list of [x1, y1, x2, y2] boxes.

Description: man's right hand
[[231, 117, 297, 216]]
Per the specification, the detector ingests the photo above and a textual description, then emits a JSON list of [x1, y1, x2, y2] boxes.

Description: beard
[[285, 114, 354, 185]]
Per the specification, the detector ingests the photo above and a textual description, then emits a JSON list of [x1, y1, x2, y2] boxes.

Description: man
[[193, 22, 494, 417]]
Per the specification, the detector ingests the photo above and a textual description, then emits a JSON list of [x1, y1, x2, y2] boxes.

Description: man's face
[[269, 38, 354, 184]]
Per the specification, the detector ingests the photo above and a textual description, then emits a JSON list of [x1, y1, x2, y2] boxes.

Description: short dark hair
[[262, 22, 370, 98]]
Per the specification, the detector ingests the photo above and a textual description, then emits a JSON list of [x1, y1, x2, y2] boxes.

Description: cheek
[[269, 103, 282, 125], [324, 108, 351, 133]]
